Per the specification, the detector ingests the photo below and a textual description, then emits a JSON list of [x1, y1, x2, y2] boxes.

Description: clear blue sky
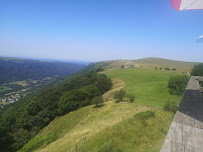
[[0, 0, 202, 62]]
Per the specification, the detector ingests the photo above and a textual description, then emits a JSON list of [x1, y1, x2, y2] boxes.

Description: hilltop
[[101, 57, 198, 73]]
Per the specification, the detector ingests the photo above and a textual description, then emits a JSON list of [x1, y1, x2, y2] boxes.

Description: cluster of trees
[[121, 64, 135, 69], [114, 89, 135, 103], [0, 57, 85, 84], [0, 71, 112, 151], [191, 63, 203, 76], [165, 67, 170, 71], [191, 63, 203, 86], [172, 68, 176, 71], [166, 63, 203, 110], [155, 67, 176, 71]]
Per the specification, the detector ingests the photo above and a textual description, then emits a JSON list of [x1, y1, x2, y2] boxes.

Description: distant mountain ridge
[[101, 57, 199, 73], [0, 57, 86, 84], [0, 56, 92, 65]]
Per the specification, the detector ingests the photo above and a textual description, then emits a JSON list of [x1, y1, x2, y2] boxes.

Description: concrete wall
[[161, 76, 203, 152]]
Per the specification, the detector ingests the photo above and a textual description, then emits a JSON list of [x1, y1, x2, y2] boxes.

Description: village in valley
[[1, 93, 21, 104], [0, 76, 59, 110]]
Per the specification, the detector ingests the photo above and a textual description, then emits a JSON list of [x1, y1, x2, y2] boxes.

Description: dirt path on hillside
[[102, 78, 125, 101]]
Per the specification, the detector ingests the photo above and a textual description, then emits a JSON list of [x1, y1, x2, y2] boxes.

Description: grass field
[[19, 67, 179, 152], [19, 101, 151, 152], [20, 102, 174, 152], [106, 68, 179, 107], [9, 81, 28, 86], [78, 110, 173, 152], [0, 86, 12, 93]]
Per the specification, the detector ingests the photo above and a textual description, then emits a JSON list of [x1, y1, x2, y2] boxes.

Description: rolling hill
[[17, 57, 193, 152], [19, 72, 175, 152], [1, 57, 199, 152], [101, 57, 198, 73]]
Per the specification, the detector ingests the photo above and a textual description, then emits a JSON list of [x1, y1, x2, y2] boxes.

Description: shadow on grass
[[115, 99, 128, 103], [93, 104, 105, 108]]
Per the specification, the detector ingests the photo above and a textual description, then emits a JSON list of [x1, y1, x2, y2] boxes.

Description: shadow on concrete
[[175, 89, 203, 127], [202, 93, 203, 102]]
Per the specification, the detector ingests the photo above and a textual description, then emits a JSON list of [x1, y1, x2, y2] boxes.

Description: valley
[[0, 76, 58, 107], [0, 57, 86, 109], [18, 58, 187, 152]]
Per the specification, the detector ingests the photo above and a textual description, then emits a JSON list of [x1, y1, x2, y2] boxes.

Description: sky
[[0, 0, 203, 62]]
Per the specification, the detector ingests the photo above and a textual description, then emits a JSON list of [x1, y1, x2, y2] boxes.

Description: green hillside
[[102, 57, 198, 73], [0, 57, 86, 84], [19, 66, 179, 152], [0, 57, 86, 100], [106, 68, 178, 107], [1, 57, 194, 152], [0, 70, 112, 152]]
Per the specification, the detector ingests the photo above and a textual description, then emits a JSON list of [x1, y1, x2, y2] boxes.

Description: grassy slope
[[106, 68, 178, 107], [19, 101, 150, 152], [19, 66, 179, 152], [103, 57, 197, 73], [78, 110, 173, 152]]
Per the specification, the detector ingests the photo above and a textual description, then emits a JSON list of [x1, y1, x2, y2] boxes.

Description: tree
[[191, 63, 203, 87], [91, 96, 104, 107], [165, 67, 170, 71], [94, 75, 112, 94], [191, 63, 203, 76], [172, 68, 176, 71], [160, 67, 162, 70], [155, 67, 157, 70], [127, 93, 135, 103], [79, 85, 100, 99], [57, 90, 86, 115], [114, 89, 126, 101], [121, 65, 124, 69], [130, 64, 135, 68], [168, 75, 189, 106]]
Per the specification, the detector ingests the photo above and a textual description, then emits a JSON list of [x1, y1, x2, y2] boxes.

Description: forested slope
[[0, 57, 86, 84], [0, 62, 112, 152]]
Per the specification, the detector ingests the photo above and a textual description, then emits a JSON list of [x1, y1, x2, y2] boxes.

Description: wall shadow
[[175, 89, 203, 125]]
